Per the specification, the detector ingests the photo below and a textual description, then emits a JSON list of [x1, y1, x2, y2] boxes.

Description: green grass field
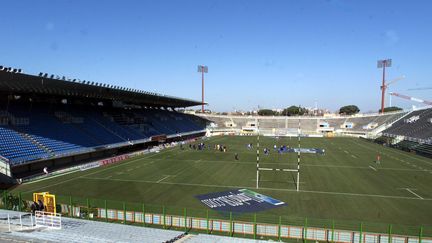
[[11, 136, 432, 236]]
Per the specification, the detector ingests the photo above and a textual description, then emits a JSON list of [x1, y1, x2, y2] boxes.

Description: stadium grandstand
[[199, 110, 408, 137], [378, 107, 432, 157], [0, 68, 208, 181], [200, 107, 432, 159]]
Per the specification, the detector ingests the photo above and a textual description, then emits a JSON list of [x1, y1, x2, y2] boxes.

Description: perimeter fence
[[1, 191, 431, 242]]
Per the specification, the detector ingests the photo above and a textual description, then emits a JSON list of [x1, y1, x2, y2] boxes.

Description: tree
[[281, 106, 307, 116], [381, 106, 403, 113], [339, 105, 360, 115], [258, 109, 276, 116]]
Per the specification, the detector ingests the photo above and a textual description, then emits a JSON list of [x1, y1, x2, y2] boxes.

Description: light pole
[[377, 59, 392, 113], [197, 65, 208, 113]]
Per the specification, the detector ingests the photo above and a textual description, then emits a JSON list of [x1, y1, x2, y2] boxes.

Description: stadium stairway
[[21, 133, 53, 153], [95, 114, 143, 141], [0, 126, 50, 164]]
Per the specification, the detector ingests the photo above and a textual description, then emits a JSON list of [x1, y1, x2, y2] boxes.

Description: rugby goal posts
[[256, 120, 302, 191]]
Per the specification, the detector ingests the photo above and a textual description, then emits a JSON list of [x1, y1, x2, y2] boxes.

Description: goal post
[[256, 119, 302, 191]]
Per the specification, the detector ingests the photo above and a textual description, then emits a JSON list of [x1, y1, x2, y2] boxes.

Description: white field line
[[80, 176, 432, 201], [143, 158, 429, 172], [259, 168, 274, 171], [405, 188, 424, 200], [369, 166, 377, 171], [351, 139, 432, 172], [351, 139, 432, 166], [156, 175, 171, 183], [23, 148, 174, 193], [23, 173, 83, 193], [23, 169, 80, 185]]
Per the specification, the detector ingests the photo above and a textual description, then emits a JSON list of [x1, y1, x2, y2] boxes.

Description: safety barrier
[[0, 212, 34, 232], [35, 210, 61, 229], [96, 208, 432, 243], [2, 191, 430, 242]]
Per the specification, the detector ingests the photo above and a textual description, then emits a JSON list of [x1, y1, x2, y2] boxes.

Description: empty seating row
[[383, 108, 432, 141], [0, 126, 50, 163], [0, 105, 206, 166]]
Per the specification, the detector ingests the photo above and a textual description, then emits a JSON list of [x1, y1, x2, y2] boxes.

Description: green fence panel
[[6, 191, 432, 241]]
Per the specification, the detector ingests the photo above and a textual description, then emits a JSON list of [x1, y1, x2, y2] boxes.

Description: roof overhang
[[0, 71, 203, 108]]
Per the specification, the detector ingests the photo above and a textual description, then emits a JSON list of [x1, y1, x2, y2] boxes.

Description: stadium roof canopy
[[0, 71, 202, 108]]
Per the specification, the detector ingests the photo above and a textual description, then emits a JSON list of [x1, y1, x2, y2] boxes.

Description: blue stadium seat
[[0, 105, 206, 166]]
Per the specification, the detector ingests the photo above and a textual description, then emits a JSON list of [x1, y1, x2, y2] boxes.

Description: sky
[[1, 0, 431, 113]]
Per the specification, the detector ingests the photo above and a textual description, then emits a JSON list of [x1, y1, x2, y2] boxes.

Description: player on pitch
[[375, 153, 381, 165]]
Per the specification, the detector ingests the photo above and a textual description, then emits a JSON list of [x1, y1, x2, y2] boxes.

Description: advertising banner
[[196, 188, 285, 213]]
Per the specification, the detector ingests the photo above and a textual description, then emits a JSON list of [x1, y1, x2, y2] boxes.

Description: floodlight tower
[[377, 59, 392, 113], [197, 65, 208, 113]]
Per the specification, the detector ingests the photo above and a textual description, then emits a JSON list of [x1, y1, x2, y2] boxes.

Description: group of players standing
[[183, 139, 302, 162], [181, 142, 228, 152]]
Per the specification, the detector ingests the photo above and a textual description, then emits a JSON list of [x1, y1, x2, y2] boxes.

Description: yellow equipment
[[33, 192, 56, 214], [326, 132, 335, 138]]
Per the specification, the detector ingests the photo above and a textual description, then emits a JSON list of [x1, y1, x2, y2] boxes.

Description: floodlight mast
[[377, 59, 392, 113], [197, 65, 208, 113]]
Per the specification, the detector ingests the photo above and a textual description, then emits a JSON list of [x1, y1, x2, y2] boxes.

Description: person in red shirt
[[376, 154, 381, 165]]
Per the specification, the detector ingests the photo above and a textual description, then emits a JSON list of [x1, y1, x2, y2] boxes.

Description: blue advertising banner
[[276, 147, 325, 154], [195, 188, 285, 213]]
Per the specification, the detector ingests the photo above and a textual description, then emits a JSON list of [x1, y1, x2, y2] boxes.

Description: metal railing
[[35, 210, 61, 229], [0, 212, 34, 232], [2, 192, 431, 242]]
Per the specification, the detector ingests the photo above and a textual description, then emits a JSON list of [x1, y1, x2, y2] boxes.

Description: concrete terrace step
[[0, 209, 183, 243], [183, 234, 271, 243]]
